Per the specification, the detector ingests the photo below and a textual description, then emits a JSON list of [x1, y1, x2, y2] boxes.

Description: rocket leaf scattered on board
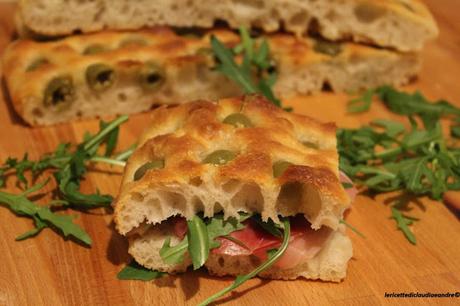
[[341, 86, 460, 244], [117, 260, 165, 281], [0, 180, 91, 245], [0, 115, 133, 245]]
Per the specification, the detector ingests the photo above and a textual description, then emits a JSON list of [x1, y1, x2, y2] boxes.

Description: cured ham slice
[[211, 216, 332, 269]]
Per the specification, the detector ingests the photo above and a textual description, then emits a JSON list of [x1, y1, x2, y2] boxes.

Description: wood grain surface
[[0, 2, 459, 305]]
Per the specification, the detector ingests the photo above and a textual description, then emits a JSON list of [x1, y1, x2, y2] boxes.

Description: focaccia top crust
[[114, 95, 350, 235], [2, 27, 418, 125]]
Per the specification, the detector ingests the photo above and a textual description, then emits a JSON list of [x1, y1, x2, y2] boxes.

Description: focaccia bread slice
[[113, 95, 351, 235], [2, 27, 420, 126], [17, 0, 438, 51]]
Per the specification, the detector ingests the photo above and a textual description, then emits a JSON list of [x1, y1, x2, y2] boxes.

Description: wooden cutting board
[[0, 2, 459, 305]]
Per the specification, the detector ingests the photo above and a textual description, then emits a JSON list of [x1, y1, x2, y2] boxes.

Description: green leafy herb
[[342, 86, 460, 244], [341, 182, 354, 189], [0, 180, 91, 245], [206, 213, 248, 248], [198, 219, 291, 306], [338, 120, 459, 200], [347, 86, 460, 129], [211, 27, 288, 110], [347, 88, 375, 113], [390, 206, 418, 245], [159, 237, 189, 265], [0, 115, 133, 245], [187, 215, 210, 270], [159, 213, 248, 266], [3, 116, 130, 208], [117, 260, 165, 281], [251, 215, 282, 237]]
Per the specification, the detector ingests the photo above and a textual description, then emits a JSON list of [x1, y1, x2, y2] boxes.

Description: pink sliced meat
[[340, 171, 358, 202], [212, 216, 332, 269], [172, 216, 188, 240]]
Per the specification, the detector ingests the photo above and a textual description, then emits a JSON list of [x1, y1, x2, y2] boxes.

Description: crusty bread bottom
[[128, 223, 352, 282]]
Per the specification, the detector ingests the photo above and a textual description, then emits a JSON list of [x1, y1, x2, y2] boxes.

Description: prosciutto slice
[[212, 216, 331, 269]]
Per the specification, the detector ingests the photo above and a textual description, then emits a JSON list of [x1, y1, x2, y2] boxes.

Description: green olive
[[223, 113, 253, 128], [43, 76, 75, 107], [85, 63, 116, 91], [203, 150, 236, 165], [26, 58, 49, 72], [272, 160, 293, 178], [354, 3, 387, 23], [83, 44, 107, 55], [139, 62, 165, 90], [301, 141, 318, 149], [120, 38, 148, 48], [313, 39, 343, 57], [133, 160, 165, 181]]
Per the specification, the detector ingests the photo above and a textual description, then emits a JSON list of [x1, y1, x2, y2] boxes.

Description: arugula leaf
[[160, 213, 248, 265], [0, 115, 132, 246], [211, 35, 256, 94], [390, 206, 418, 245], [159, 237, 189, 265], [347, 88, 375, 113], [15, 216, 47, 241], [251, 215, 282, 238], [210, 27, 286, 109], [341, 86, 460, 245], [337, 120, 459, 200], [348, 86, 460, 129], [206, 214, 246, 248], [0, 181, 91, 245], [117, 260, 165, 281], [198, 219, 291, 306], [187, 216, 210, 270], [341, 182, 354, 189]]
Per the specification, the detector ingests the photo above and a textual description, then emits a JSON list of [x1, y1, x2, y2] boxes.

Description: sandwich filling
[[169, 214, 332, 270], [135, 171, 357, 271]]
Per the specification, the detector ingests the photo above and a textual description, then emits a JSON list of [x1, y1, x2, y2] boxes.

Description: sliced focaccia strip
[[18, 0, 438, 51], [113, 95, 350, 235], [2, 27, 420, 126]]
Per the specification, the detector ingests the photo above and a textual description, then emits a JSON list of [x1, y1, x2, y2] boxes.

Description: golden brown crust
[[113, 95, 350, 234], [2, 27, 419, 125]]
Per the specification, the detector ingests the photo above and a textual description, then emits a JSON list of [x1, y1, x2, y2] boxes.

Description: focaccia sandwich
[[113, 95, 354, 283]]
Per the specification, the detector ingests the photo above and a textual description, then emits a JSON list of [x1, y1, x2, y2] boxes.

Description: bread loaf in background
[[2, 28, 420, 126], [17, 0, 438, 51]]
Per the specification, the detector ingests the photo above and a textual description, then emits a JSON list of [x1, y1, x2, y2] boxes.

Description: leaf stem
[[83, 115, 129, 152], [89, 156, 126, 167], [198, 219, 290, 306]]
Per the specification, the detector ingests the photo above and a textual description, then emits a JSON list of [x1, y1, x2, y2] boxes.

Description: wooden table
[[0, 2, 459, 305]]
